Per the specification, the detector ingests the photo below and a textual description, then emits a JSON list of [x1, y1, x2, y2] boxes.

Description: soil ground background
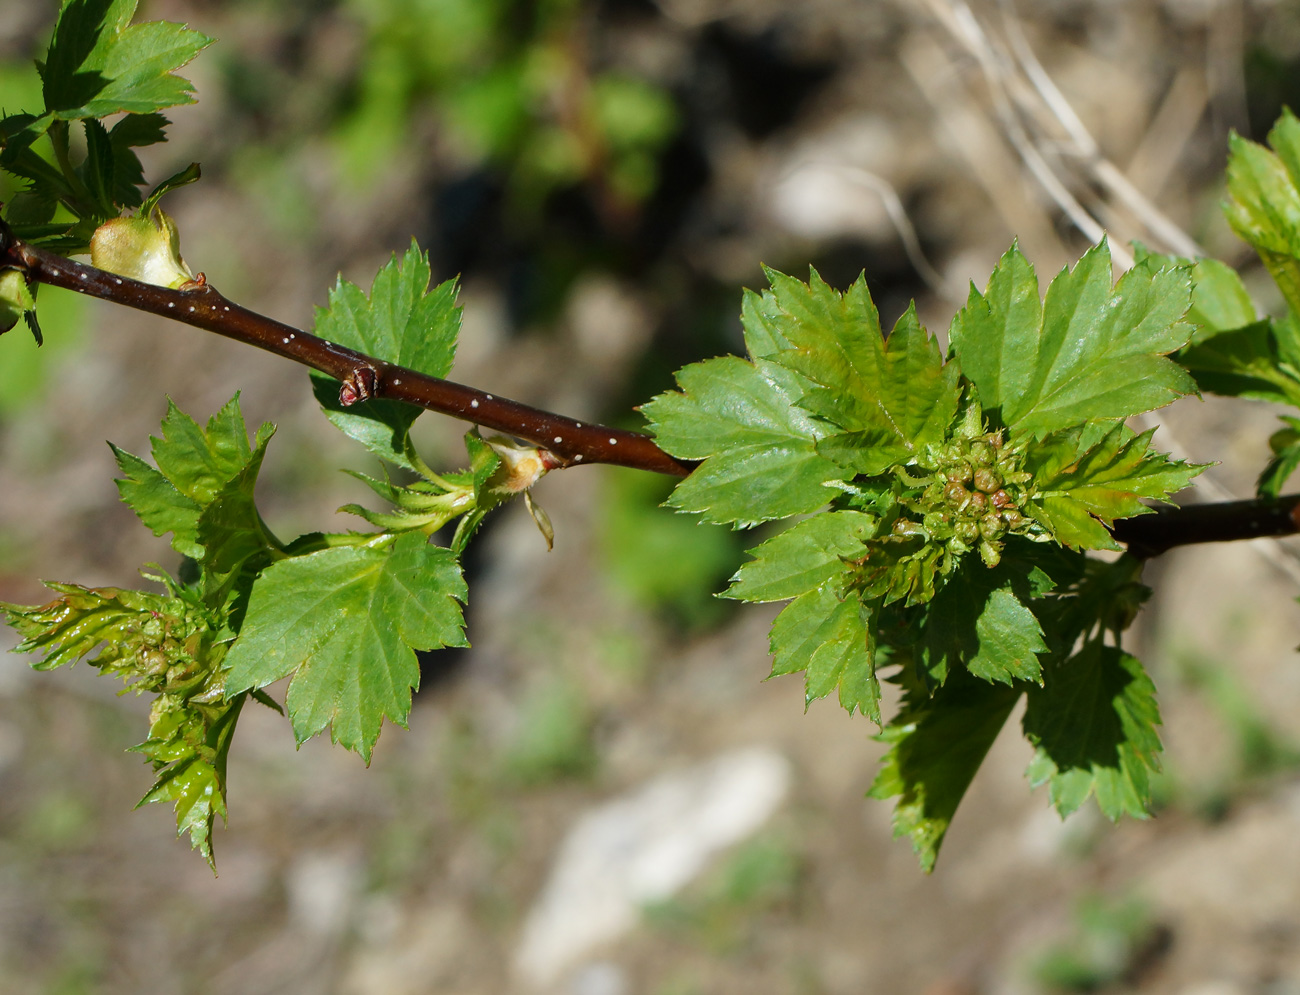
[[4, 1, 1300, 993]]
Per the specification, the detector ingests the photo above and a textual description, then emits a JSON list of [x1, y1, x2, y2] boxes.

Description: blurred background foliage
[[5, 1, 1300, 993]]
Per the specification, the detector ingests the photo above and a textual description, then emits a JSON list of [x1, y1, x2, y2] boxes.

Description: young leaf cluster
[[1, 241, 560, 866], [644, 241, 1203, 869]]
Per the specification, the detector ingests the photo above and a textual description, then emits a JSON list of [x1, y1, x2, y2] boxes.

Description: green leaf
[[107, 111, 168, 208], [450, 429, 503, 552], [951, 242, 1197, 439], [139, 160, 200, 216], [135, 692, 242, 869], [1186, 258, 1260, 342], [1132, 248, 1259, 344], [113, 395, 277, 573], [1259, 415, 1300, 498], [110, 443, 202, 558], [150, 395, 259, 505], [311, 242, 460, 470], [1176, 320, 1300, 406], [194, 426, 278, 606], [918, 567, 1049, 687], [80, 117, 115, 218], [739, 286, 791, 359], [947, 244, 1042, 425], [1, 581, 179, 672], [641, 355, 844, 527], [1023, 423, 1204, 551], [767, 584, 879, 721], [41, 0, 213, 120], [1022, 643, 1162, 821], [1, 579, 235, 867], [764, 270, 960, 474], [1224, 117, 1300, 316], [726, 511, 877, 603], [223, 533, 468, 761], [869, 667, 1021, 872]]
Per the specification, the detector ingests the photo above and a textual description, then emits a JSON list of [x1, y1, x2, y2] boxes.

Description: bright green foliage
[[761, 268, 961, 475], [0, 0, 209, 252], [1261, 415, 1300, 498], [1022, 423, 1203, 551], [726, 511, 877, 603], [1225, 110, 1300, 317], [223, 534, 467, 761], [951, 242, 1196, 439], [768, 584, 879, 721], [9, 0, 1300, 879], [640, 355, 845, 527], [311, 241, 460, 472], [650, 258, 1201, 869], [41, 0, 212, 120], [111, 395, 276, 564]]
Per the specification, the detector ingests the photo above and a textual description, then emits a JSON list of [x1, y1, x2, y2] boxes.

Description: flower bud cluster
[[888, 430, 1035, 567], [95, 600, 214, 699]]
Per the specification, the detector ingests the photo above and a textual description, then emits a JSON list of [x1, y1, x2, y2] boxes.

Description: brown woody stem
[[1110, 495, 1300, 558], [4, 222, 1299, 556], [0, 230, 691, 477]]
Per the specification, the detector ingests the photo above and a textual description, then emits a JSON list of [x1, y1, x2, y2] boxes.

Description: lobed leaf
[[135, 693, 243, 868], [111, 443, 202, 558], [1023, 423, 1205, 550], [1259, 415, 1300, 498], [42, 0, 213, 120], [951, 242, 1197, 439], [114, 395, 277, 573], [726, 510, 876, 603], [223, 533, 468, 761], [869, 668, 1021, 872], [919, 574, 1049, 687], [763, 269, 960, 474], [641, 355, 844, 527], [311, 242, 460, 469], [1022, 643, 1162, 821], [768, 583, 879, 721], [1177, 321, 1300, 407], [1224, 115, 1300, 316]]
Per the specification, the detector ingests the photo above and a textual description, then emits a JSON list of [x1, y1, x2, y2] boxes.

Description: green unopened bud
[[944, 481, 970, 508], [972, 467, 1000, 492], [0, 267, 35, 334], [90, 207, 195, 289]]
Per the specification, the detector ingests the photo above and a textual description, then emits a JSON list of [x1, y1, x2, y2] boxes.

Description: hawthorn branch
[[4, 224, 1300, 558], [0, 229, 691, 478]]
